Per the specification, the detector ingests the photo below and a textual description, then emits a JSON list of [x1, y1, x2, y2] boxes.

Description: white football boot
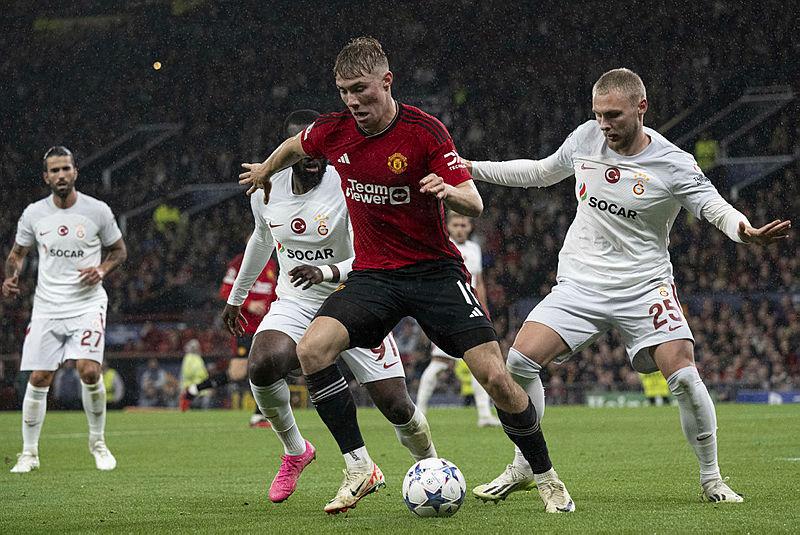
[[324, 462, 385, 514], [536, 472, 576, 513], [473, 464, 536, 501], [10, 451, 40, 473], [702, 477, 743, 503], [90, 439, 117, 471]]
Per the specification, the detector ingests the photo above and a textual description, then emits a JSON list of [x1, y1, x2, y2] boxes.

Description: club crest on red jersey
[[388, 152, 408, 175]]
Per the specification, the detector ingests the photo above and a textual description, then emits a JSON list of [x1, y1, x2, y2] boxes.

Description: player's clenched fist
[[239, 162, 273, 203], [419, 173, 450, 200], [2, 275, 20, 298]]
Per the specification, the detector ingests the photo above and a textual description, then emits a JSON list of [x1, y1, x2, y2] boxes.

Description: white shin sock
[[507, 348, 545, 473], [81, 379, 106, 442], [667, 366, 721, 484], [393, 406, 437, 461], [22, 383, 49, 455], [250, 379, 305, 456], [417, 360, 448, 414]]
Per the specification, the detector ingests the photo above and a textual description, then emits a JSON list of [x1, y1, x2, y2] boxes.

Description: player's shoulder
[[311, 109, 353, 132], [572, 120, 602, 141], [76, 192, 116, 215], [20, 195, 52, 218], [397, 103, 451, 145], [644, 127, 704, 176]]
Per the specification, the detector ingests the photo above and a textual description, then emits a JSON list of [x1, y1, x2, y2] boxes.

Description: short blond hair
[[592, 68, 646, 104], [334, 36, 390, 79]]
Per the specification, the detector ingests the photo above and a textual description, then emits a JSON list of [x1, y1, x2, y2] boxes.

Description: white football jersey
[[245, 166, 352, 306], [15, 192, 122, 318], [452, 239, 482, 278], [476, 121, 719, 293]]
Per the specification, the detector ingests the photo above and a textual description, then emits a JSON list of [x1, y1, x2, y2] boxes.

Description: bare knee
[[248, 351, 296, 386], [296, 338, 339, 375], [77, 361, 101, 384]]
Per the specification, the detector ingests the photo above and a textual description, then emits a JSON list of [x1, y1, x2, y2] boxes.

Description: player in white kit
[[3, 146, 127, 473], [221, 110, 436, 505], [467, 69, 790, 506], [416, 213, 501, 427]]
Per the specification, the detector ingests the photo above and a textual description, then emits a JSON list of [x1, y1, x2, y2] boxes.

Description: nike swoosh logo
[[350, 480, 365, 496], [383, 362, 399, 369], [268, 223, 283, 228], [668, 325, 681, 331], [581, 163, 596, 170], [697, 434, 713, 441], [39, 231, 51, 236]]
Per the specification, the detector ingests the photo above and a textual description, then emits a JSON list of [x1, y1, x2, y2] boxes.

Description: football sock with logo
[[507, 348, 546, 470], [667, 366, 721, 484], [81, 380, 107, 442], [196, 371, 229, 392], [471, 374, 494, 421], [305, 364, 366, 457], [496, 398, 552, 475], [416, 359, 448, 414], [21, 383, 49, 455], [250, 379, 306, 455], [393, 407, 437, 461]]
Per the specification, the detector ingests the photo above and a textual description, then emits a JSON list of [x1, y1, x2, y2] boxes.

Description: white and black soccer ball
[[402, 457, 466, 517]]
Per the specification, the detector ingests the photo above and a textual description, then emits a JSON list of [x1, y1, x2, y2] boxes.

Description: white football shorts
[[524, 279, 694, 374], [255, 298, 404, 384], [429, 343, 455, 360], [21, 304, 108, 371]]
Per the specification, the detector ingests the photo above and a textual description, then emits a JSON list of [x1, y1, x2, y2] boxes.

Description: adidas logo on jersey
[[469, 307, 484, 318], [338, 153, 350, 164]]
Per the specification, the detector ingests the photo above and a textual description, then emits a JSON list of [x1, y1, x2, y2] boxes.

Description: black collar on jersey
[[355, 99, 401, 139]]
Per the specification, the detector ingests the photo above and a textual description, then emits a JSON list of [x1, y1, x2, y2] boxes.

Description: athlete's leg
[[364, 377, 436, 461], [653, 340, 737, 497], [76, 359, 115, 470], [506, 321, 571, 469], [416, 356, 450, 414], [248, 330, 306, 455], [21, 370, 56, 456]]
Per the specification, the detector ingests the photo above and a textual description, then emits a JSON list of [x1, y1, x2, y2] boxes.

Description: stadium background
[[0, 0, 797, 410]]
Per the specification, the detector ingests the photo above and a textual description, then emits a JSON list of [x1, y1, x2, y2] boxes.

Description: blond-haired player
[[467, 68, 790, 505]]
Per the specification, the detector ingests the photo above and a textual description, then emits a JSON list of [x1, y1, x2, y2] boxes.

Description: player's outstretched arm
[[2, 243, 29, 298], [239, 133, 308, 204], [420, 175, 483, 217], [467, 155, 571, 189], [737, 219, 791, 246]]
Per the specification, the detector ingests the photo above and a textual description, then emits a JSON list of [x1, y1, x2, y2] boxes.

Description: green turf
[[1, 404, 799, 534]]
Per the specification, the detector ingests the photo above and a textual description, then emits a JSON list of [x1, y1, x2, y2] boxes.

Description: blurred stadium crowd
[[1, 1, 798, 407]]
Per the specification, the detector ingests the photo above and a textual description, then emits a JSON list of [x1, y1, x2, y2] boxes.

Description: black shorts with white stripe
[[315, 258, 497, 358]]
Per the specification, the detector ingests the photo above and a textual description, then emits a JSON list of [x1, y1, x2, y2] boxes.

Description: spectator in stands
[[103, 362, 126, 409], [180, 339, 210, 409]]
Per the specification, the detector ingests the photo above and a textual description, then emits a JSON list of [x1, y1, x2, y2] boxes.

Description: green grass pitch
[[2, 404, 799, 533]]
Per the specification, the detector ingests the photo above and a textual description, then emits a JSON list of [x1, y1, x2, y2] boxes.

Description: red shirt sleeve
[[426, 121, 471, 187], [300, 116, 329, 159]]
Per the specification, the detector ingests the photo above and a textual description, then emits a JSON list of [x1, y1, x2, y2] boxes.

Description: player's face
[[592, 91, 647, 155], [287, 121, 328, 187], [43, 155, 77, 199], [336, 70, 394, 133], [447, 217, 471, 243]]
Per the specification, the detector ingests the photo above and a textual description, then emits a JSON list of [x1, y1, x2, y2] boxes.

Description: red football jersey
[[219, 254, 277, 335], [301, 102, 471, 270]]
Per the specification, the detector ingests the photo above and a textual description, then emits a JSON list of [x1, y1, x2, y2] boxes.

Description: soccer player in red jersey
[[240, 37, 572, 514], [180, 250, 277, 427]]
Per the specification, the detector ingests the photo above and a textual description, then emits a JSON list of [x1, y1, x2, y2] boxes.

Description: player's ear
[[383, 71, 393, 90], [638, 98, 648, 118]]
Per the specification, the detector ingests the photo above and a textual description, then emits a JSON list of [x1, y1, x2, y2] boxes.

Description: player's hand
[[288, 264, 323, 290], [221, 303, 247, 336], [239, 162, 273, 204], [738, 219, 791, 245], [463, 159, 473, 172], [77, 266, 105, 285], [419, 173, 451, 200], [2, 275, 20, 298], [246, 300, 268, 316]]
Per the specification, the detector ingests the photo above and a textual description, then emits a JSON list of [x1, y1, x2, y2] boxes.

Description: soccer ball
[[402, 457, 466, 517]]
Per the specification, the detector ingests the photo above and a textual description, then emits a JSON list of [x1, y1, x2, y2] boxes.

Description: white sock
[[250, 380, 306, 456], [417, 360, 448, 414], [393, 406, 437, 461], [471, 374, 493, 420], [22, 383, 49, 455], [667, 366, 721, 484], [81, 379, 106, 443], [344, 446, 372, 470], [507, 348, 545, 472]]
